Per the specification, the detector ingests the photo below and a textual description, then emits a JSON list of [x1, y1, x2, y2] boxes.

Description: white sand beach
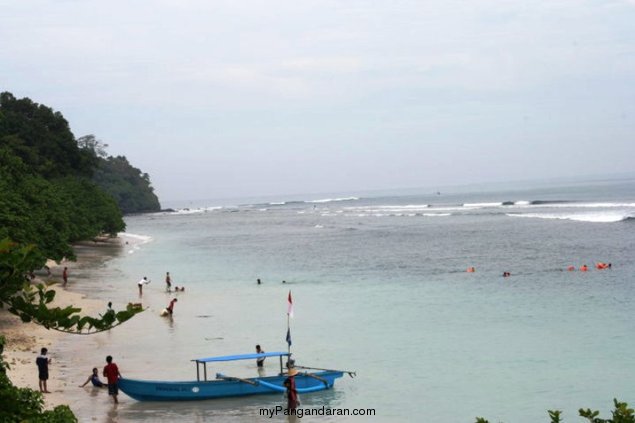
[[1, 286, 103, 409], [0, 235, 141, 415]]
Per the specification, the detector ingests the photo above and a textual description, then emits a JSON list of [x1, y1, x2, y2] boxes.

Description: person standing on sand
[[62, 267, 68, 287], [103, 355, 121, 404], [165, 272, 172, 292], [36, 347, 52, 393], [137, 277, 151, 296]]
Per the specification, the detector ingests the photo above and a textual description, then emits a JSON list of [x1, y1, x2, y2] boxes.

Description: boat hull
[[118, 371, 343, 401]]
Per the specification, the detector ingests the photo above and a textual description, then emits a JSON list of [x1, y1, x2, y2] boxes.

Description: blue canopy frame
[[194, 351, 290, 363], [193, 351, 290, 381]]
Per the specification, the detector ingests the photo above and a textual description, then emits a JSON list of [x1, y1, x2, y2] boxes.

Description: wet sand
[[0, 236, 135, 415]]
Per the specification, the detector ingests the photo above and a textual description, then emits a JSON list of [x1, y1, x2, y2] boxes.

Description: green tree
[[91, 154, 161, 213], [0, 92, 95, 178], [0, 148, 124, 262], [76, 134, 108, 159]]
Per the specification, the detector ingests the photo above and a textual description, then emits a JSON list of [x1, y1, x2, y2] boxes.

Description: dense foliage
[[476, 399, 634, 423], [77, 134, 161, 213], [94, 154, 161, 213], [0, 92, 146, 420], [0, 93, 135, 261], [0, 93, 95, 179]]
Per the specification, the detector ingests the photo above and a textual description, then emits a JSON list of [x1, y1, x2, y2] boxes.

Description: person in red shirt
[[166, 298, 178, 315], [103, 355, 122, 404]]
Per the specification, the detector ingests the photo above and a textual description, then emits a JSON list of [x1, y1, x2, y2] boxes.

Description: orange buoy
[[580, 265, 588, 272], [567, 266, 575, 271], [467, 267, 475, 273]]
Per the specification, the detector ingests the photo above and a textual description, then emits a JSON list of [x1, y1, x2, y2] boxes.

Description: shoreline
[[0, 234, 139, 411], [0, 288, 104, 409]]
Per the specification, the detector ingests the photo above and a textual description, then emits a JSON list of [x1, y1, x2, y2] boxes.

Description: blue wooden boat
[[118, 351, 352, 401]]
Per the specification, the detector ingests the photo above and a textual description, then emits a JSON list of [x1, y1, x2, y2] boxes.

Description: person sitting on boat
[[79, 367, 106, 388], [283, 359, 299, 410]]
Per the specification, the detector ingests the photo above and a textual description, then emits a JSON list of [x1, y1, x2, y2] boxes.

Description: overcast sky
[[2, 0, 634, 203]]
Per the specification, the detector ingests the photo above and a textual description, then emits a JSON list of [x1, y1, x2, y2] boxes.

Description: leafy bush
[[476, 399, 634, 423]]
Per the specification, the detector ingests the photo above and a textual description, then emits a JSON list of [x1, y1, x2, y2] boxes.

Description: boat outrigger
[[118, 351, 355, 401]]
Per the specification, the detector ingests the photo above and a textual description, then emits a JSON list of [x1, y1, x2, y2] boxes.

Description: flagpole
[[286, 290, 293, 357]]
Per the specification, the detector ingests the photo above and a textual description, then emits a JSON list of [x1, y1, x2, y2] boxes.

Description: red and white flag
[[287, 290, 294, 318]]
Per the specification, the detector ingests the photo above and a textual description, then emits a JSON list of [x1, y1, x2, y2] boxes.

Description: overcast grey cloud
[[1, 0, 634, 202]]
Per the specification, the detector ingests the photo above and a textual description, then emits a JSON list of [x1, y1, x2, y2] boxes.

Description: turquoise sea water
[[61, 178, 635, 422]]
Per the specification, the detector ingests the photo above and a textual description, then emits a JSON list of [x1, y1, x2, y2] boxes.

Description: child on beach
[[79, 367, 107, 388], [36, 347, 52, 393]]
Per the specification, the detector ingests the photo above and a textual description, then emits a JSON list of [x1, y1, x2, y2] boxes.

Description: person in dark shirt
[[255, 344, 266, 368], [79, 367, 106, 388], [36, 347, 52, 393], [165, 272, 172, 292]]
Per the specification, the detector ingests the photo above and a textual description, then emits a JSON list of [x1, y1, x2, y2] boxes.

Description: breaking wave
[[306, 197, 360, 203], [506, 211, 635, 223]]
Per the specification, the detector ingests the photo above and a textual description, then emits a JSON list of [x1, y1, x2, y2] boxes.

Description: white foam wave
[[343, 212, 451, 218], [514, 200, 530, 206], [119, 232, 153, 254], [344, 204, 429, 210], [307, 196, 359, 203], [534, 202, 635, 209], [171, 206, 223, 215], [507, 211, 634, 223], [343, 205, 433, 215], [119, 232, 153, 243], [463, 202, 503, 208]]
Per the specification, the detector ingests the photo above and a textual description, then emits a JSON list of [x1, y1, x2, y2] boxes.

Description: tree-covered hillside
[[77, 135, 160, 213], [0, 92, 159, 262]]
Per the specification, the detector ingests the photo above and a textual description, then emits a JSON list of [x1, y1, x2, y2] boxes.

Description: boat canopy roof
[[193, 351, 290, 363]]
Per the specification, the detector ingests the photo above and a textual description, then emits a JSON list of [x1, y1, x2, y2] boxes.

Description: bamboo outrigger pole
[[295, 365, 357, 378]]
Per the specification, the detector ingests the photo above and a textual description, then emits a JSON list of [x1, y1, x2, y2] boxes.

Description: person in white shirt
[[137, 276, 151, 296]]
